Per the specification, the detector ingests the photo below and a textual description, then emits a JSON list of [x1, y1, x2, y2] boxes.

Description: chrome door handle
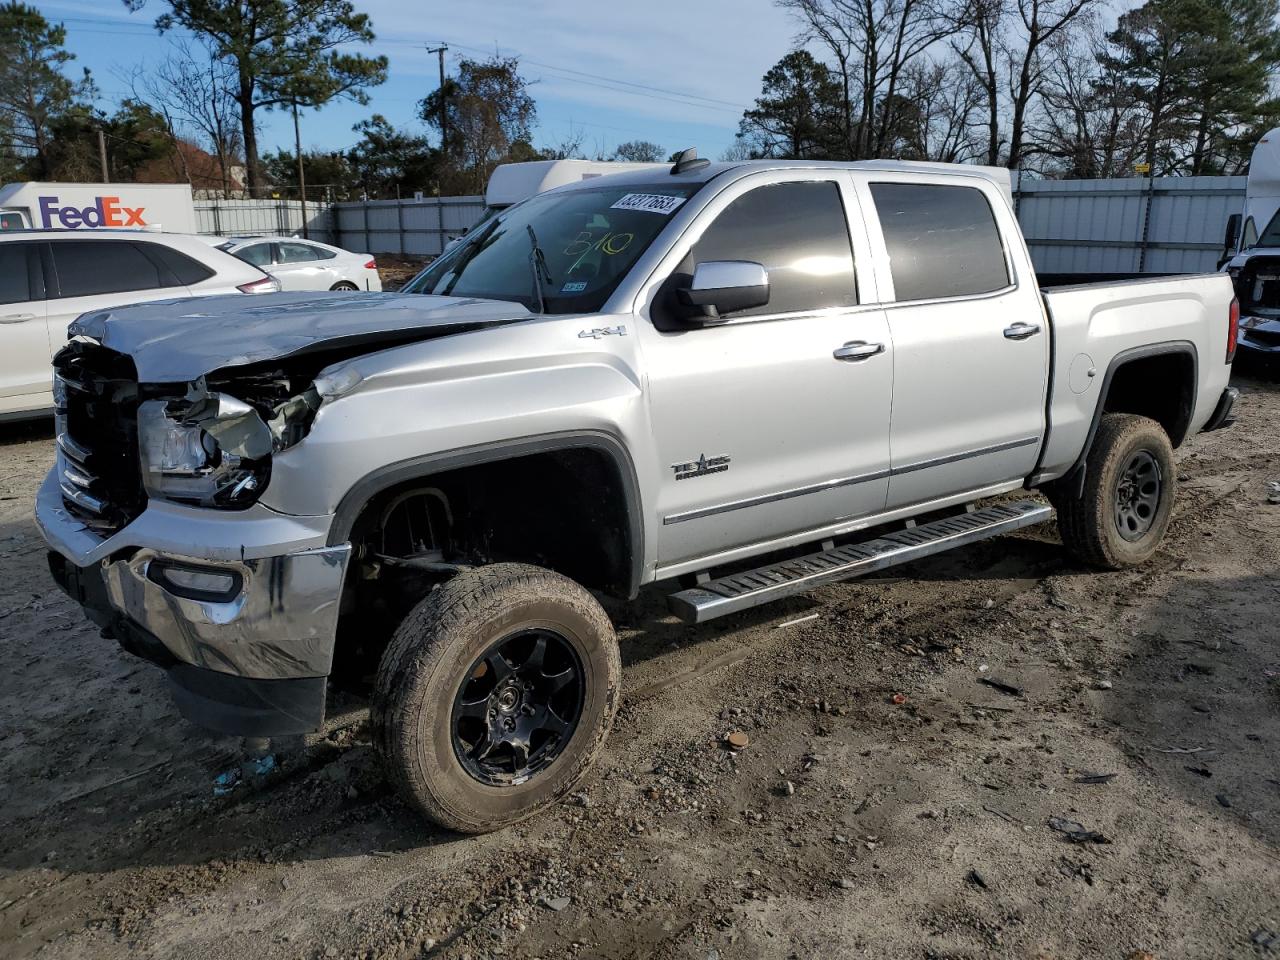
[[1003, 322, 1041, 340], [0, 313, 36, 324], [833, 340, 885, 362]]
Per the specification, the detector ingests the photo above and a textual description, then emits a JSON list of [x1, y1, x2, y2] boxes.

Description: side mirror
[[1224, 213, 1242, 256], [677, 260, 769, 322]]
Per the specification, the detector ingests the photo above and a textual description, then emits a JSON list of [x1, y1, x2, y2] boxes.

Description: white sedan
[[214, 236, 382, 292]]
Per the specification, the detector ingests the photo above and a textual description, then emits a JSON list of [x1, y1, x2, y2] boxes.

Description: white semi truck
[[0, 182, 198, 233]]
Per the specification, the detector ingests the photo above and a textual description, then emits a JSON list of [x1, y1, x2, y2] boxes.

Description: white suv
[[0, 230, 277, 420]]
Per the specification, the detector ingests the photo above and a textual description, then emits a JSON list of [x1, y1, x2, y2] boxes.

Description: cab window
[[679, 180, 857, 318], [869, 182, 1009, 301]]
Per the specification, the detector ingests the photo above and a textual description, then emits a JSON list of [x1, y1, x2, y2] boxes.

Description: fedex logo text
[[38, 195, 147, 229]]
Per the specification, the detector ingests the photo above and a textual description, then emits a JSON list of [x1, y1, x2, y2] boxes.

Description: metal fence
[[194, 199, 337, 243], [193, 179, 1249, 276], [1014, 175, 1246, 276], [331, 196, 486, 256]]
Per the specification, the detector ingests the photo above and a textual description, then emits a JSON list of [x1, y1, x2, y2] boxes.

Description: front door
[[861, 177, 1049, 510], [638, 172, 894, 572]]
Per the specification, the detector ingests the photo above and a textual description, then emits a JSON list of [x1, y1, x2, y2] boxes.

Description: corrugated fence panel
[[1015, 175, 1246, 275], [194, 199, 336, 243], [331, 196, 487, 255]]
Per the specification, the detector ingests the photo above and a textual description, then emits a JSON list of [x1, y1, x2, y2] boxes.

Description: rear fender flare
[[1058, 340, 1198, 498]]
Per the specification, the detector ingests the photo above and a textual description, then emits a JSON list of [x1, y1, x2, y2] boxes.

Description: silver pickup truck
[[37, 156, 1239, 833]]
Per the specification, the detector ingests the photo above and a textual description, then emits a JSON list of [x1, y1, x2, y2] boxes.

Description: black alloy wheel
[[450, 628, 585, 786]]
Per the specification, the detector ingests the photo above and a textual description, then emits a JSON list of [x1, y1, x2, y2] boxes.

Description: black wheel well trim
[[326, 430, 645, 599], [1053, 340, 1198, 499]]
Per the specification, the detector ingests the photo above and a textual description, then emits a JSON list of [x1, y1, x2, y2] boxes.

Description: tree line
[[2, 0, 1276, 202], [735, 0, 1280, 177]]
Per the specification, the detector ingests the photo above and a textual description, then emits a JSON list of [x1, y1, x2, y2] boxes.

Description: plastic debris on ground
[[1048, 815, 1111, 844], [212, 753, 277, 797]]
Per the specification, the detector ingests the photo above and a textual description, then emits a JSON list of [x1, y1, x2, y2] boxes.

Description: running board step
[[667, 500, 1053, 624]]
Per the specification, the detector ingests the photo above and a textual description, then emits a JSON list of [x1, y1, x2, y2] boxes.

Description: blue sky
[[38, 0, 800, 161]]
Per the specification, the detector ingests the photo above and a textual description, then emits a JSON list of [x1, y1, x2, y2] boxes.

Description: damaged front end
[[137, 369, 325, 510], [54, 339, 351, 523], [1230, 254, 1280, 354], [45, 341, 361, 736]]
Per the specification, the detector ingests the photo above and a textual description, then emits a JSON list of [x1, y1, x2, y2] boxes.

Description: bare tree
[[950, 0, 1006, 165], [894, 59, 986, 162], [777, 0, 960, 159], [1030, 30, 1145, 177], [1004, 0, 1100, 169], [128, 42, 242, 196]]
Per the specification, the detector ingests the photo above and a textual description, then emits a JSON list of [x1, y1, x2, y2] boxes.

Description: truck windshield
[[402, 182, 700, 313], [1255, 208, 1280, 248]]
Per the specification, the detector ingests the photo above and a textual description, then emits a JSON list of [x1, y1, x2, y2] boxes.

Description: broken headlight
[[138, 379, 320, 509]]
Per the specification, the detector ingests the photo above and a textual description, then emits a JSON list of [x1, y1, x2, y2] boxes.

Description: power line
[[441, 40, 748, 111]]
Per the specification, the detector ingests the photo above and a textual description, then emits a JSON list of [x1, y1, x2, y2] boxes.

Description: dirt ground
[[2, 370, 1278, 960], [376, 256, 431, 291]]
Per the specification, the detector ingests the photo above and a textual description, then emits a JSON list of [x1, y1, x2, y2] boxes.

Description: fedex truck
[[0, 182, 197, 233]]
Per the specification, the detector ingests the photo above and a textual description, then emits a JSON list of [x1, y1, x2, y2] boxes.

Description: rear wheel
[[371, 563, 620, 833], [330, 280, 359, 291], [1054, 413, 1176, 569]]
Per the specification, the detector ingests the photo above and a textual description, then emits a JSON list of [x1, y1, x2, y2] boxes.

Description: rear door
[[0, 241, 51, 411], [859, 176, 1049, 510], [45, 239, 192, 353], [272, 241, 332, 290]]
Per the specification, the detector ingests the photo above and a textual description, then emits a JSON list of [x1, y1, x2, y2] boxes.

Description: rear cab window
[[868, 182, 1010, 302]]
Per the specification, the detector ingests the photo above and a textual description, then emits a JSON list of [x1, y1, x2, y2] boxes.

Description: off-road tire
[[1054, 413, 1176, 570], [371, 563, 621, 833]]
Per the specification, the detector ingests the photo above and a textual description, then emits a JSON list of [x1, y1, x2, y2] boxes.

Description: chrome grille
[[52, 346, 145, 532]]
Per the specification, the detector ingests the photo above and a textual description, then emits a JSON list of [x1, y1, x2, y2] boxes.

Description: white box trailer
[[0, 182, 197, 233]]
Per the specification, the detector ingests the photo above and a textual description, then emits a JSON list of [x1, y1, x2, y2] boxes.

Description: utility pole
[[427, 43, 449, 157], [292, 100, 309, 239], [97, 129, 108, 181]]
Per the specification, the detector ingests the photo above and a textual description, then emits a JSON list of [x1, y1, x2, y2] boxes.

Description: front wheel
[[371, 563, 621, 833], [1054, 413, 1176, 569]]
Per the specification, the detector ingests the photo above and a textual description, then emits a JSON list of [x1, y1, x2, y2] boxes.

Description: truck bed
[[1032, 271, 1235, 485]]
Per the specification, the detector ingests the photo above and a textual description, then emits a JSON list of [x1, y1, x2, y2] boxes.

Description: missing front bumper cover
[[47, 542, 350, 736]]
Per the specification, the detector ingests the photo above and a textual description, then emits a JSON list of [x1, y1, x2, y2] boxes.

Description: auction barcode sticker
[[610, 193, 686, 215]]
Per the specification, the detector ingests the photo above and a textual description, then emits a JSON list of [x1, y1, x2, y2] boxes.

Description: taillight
[[364, 259, 377, 270], [237, 276, 280, 294], [1227, 297, 1239, 363]]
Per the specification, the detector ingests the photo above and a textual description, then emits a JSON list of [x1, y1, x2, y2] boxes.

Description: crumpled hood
[[69, 291, 533, 382]]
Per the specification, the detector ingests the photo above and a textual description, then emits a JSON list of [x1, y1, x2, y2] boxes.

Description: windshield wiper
[[526, 224, 554, 313]]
